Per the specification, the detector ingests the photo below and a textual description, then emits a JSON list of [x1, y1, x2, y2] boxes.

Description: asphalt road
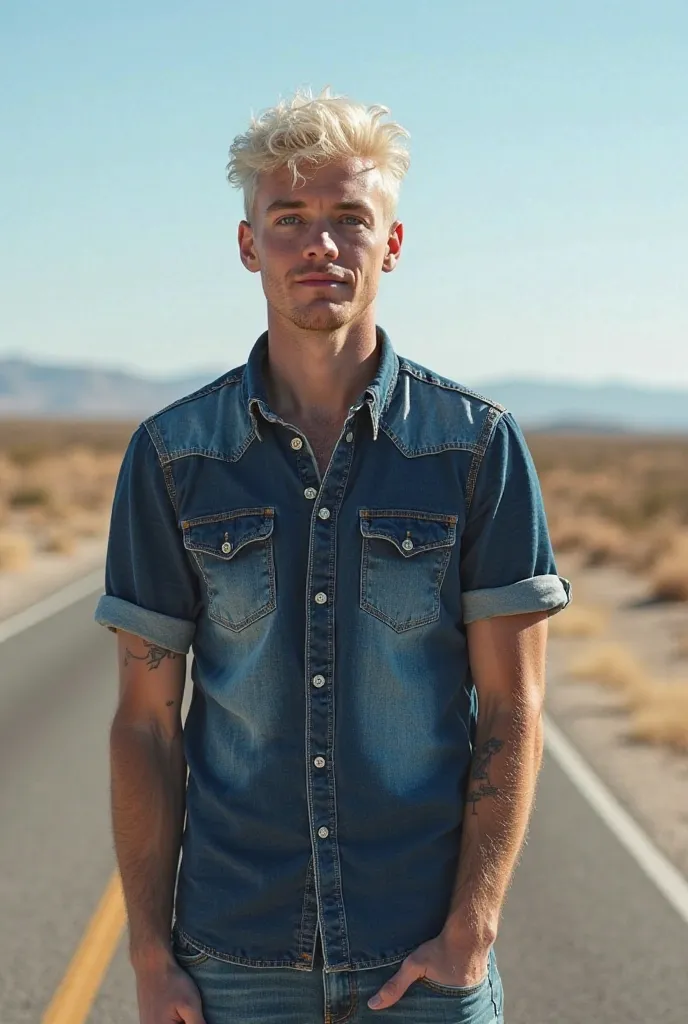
[[1, 587, 687, 1024]]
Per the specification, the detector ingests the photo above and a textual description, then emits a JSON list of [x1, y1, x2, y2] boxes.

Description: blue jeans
[[173, 930, 505, 1023]]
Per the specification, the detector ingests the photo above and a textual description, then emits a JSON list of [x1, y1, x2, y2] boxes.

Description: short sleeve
[[460, 411, 571, 624], [94, 424, 200, 653]]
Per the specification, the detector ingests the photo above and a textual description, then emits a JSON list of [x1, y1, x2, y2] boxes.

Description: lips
[[296, 276, 347, 285]]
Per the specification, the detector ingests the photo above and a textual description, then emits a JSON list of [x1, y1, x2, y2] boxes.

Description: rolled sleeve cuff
[[462, 574, 572, 624], [94, 595, 196, 654]]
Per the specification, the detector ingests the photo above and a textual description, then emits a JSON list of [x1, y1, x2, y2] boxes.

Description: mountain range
[[0, 357, 686, 432]]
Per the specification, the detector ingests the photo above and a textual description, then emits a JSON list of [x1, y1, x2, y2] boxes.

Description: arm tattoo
[[466, 736, 504, 815], [124, 641, 179, 671]]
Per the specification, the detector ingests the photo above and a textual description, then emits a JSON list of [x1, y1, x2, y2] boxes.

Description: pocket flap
[[359, 509, 457, 557], [182, 508, 275, 560]]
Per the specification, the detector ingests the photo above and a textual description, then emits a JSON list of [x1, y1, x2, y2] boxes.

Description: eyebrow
[[265, 199, 376, 218]]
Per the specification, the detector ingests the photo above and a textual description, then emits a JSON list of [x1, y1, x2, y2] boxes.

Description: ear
[[382, 221, 403, 273], [238, 220, 261, 273]]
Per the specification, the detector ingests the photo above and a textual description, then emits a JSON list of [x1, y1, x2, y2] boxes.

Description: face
[[238, 157, 403, 331]]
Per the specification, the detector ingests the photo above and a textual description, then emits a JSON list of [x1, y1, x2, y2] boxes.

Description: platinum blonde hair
[[226, 87, 411, 222]]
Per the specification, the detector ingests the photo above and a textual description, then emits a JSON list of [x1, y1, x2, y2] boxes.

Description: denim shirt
[[95, 327, 570, 973]]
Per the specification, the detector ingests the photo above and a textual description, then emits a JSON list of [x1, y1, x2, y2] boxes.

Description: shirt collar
[[242, 327, 399, 442]]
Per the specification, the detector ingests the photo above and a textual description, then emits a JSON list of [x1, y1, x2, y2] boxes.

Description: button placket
[[303, 415, 357, 967]]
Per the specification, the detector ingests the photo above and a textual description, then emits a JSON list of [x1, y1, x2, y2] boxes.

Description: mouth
[[295, 274, 349, 287]]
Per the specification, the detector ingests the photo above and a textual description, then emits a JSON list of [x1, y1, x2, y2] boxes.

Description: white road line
[[543, 712, 688, 927], [0, 568, 104, 645]]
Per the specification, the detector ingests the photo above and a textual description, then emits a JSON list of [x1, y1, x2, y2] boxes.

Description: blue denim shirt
[[95, 328, 570, 973]]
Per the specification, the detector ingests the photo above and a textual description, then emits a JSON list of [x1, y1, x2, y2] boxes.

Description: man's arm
[[441, 610, 548, 953], [110, 628, 187, 972], [367, 609, 550, 1011]]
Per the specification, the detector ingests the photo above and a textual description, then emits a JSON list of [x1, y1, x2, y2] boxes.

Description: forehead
[[254, 157, 386, 214]]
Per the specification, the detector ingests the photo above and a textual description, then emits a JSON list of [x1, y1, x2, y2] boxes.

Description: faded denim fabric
[[171, 929, 504, 1023], [95, 327, 570, 975]]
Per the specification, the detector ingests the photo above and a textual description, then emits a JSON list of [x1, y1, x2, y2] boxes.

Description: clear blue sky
[[1, 1, 686, 385]]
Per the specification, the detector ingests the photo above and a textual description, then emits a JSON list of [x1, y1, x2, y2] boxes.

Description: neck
[[264, 307, 380, 425]]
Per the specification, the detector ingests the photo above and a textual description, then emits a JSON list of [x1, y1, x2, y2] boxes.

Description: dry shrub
[[0, 531, 33, 571], [42, 527, 78, 556], [569, 642, 688, 753], [625, 517, 681, 573], [530, 433, 688, 587], [627, 686, 688, 753], [570, 643, 651, 703], [548, 603, 608, 638], [674, 631, 688, 660], [549, 515, 629, 566], [580, 520, 631, 567], [0, 425, 123, 573], [9, 485, 51, 509], [649, 531, 688, 602], [69, 509, 110, 538]]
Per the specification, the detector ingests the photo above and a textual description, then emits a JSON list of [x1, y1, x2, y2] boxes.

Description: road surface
[[1, 584, 686, 1023]]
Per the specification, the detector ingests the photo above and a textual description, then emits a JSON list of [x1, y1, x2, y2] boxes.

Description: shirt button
[[304, 487, 317, 500], [290, 437, 303, 451], [345, 432, 354, 443], [314, 592, 327, 605], [312, 674, 325, 688], [317, 827, 329, 839], [221, 541, 232, 554], [314, 756, 326, 768], [318, 508, 331, 520], [401, 538, 414, 552]]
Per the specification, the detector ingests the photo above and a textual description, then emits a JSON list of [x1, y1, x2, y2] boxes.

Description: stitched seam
[[360, 541, 451, 631], [379, 353, 400, 417], [181, 506, 275, 529], [332, 977, 358, 1024], [189, 540, 276, 632], [165, 431, 258, 463], [398, 361, 507, 410], [360, 509, 458, 523], [379, 421, 480, 457], [143, 420, 180, 518], [173, 928, 312, 969], [465, 407, 504, 514], [146, 369, 244, 421], [297, 855, 316, 957]]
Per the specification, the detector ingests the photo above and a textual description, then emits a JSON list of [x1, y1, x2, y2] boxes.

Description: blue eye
[[341, 216, 364, 225], [276, 215, 302, 225]]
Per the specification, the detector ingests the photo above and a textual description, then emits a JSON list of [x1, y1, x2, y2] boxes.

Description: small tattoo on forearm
[[166, 700, 174, 706], [124, 641, 179, 671], [466, 736, 504, 815]]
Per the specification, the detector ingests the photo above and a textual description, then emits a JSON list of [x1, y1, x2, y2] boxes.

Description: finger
[[367, 959, 421, 1010], [177, 998, 207, 1024]]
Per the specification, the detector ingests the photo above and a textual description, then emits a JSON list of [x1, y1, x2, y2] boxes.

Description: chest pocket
[[182, 508, 276, 632], [359, 510, 457, 632]]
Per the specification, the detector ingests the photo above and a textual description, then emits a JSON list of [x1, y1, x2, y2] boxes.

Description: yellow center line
[[42, 870, 127, 1024]]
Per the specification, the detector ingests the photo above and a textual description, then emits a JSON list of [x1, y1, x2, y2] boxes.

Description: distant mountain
[[0, 357, 686, 432], [0, 358, 215, 419], [476, 379, 688, 433]]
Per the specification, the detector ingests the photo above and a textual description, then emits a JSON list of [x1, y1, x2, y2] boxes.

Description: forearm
[[443, 697, 544, 948], [110, 717, 187, 969]]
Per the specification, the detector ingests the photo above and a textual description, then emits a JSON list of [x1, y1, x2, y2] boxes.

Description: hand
[[367, 932, 490, 1010], [136, 956, 207, 1024]]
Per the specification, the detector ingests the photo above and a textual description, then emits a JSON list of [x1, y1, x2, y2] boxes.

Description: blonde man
[[96, 88, 570, 1024]]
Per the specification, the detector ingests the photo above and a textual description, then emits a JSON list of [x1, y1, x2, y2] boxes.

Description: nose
[[303, 228, 339, 262]]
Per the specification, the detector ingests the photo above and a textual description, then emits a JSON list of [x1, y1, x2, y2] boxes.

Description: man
[[95, 88, 571, 1024]]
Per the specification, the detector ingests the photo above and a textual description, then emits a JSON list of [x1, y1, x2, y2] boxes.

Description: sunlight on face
[[238, 158, 403, 331]]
